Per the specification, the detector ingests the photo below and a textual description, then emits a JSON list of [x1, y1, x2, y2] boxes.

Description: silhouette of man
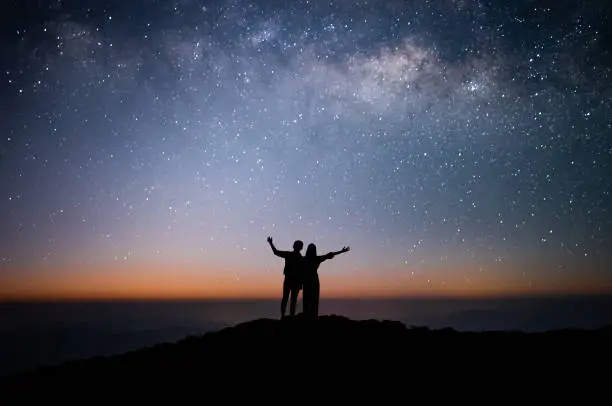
[[267, 236, 304, 319], [302, 243, 350, 317]]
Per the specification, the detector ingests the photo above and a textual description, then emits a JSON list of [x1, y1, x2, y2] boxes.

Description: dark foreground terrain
[[1, 314, 610, 401]]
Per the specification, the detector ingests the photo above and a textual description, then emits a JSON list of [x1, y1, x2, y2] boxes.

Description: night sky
[[1, 0, 611, 299]]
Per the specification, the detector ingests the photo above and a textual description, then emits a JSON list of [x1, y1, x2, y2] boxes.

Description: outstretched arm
[[322, 246, 350, 260], [267, 236, 289, 258]]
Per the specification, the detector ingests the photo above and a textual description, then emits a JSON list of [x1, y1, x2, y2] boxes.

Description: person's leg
[[313, 278, 320, 317], [301, 282, 309, 315], [306, 284, 313, 316], [289, 286, 298, 316], [306, 285, 313, 316], [281, 277, 290, 318]]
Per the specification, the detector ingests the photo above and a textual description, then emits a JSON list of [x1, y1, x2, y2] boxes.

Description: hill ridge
[[1, 314, 610, 401]]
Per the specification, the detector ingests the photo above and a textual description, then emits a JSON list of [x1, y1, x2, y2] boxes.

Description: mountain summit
[[2, 314, 609, 402]]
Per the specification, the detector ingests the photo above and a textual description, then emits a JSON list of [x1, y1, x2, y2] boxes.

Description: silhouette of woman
[[267, 236, 304, 319], [302, 243, 350, 317]]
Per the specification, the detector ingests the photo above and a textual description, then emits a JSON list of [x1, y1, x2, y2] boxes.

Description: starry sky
[[1, 0, 611, 300]]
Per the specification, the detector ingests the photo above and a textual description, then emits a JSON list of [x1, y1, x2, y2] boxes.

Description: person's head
[[293, 240, 303, 252], [305, 243, 317, 257]]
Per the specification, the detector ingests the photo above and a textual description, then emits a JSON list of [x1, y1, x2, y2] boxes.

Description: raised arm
[[321, 246, 350, 261], [267, 236, 289, 258]]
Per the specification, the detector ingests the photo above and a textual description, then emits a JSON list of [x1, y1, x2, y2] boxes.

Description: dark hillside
[[1, 314, 609, 402]]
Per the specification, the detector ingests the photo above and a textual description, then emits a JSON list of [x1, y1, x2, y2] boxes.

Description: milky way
[[1, 0, 611, 297]]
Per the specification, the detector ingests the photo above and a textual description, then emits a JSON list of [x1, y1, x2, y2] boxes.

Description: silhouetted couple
[[267, 236, 350, 319]]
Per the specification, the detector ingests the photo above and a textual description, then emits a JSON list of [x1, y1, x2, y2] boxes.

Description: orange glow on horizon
[[1, 262, 611, 301]]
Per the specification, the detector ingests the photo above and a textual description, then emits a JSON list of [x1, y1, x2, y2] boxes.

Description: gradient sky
[[1, 0, 611, 299]]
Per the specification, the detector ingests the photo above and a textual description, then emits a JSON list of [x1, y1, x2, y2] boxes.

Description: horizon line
[[2, 291, 612, 303]]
